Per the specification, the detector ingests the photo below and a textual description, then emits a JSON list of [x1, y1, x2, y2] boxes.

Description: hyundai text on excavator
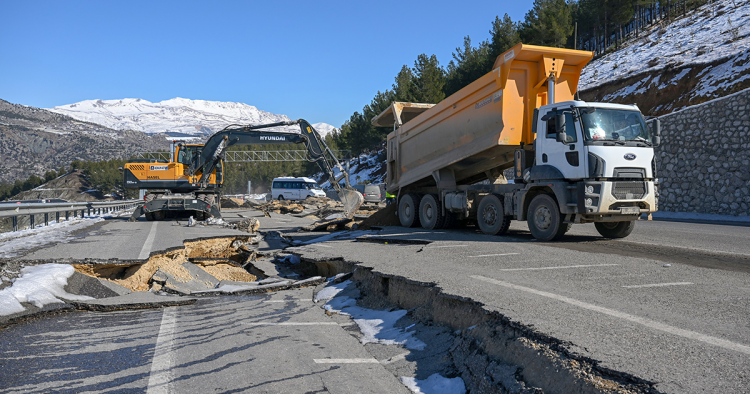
[[122, 119, 364, 221]]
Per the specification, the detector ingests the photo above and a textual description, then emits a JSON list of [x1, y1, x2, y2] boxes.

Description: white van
[[271, 177, 326, 200]]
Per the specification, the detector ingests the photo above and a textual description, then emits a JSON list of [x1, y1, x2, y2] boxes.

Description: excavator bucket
[[338, 187, 365, 219]]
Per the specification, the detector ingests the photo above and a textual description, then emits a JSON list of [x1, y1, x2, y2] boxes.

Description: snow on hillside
[[49, 98, 337, 138], [580, 0, 750, 112], [318, 150, 386, 189], [581, 0, 750, 91]]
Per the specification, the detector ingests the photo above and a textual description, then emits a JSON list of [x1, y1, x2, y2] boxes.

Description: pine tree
[[445, 36, 491, 97], [413, 54, 446, 104], [488, 14, 522, 63], [521, 0, 575, 48]]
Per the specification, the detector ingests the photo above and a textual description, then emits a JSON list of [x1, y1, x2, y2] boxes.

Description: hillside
[[49, 97, 338, 138], [12, 170, 112, 202], [580, 0, 750, 115], [0, 99, 170, 184]]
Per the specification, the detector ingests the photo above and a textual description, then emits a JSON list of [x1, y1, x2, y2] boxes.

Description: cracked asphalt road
[[4, 209, 750, 393]]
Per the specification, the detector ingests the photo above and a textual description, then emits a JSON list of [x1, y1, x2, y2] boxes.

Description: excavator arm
[[191, 120, 364, 218]]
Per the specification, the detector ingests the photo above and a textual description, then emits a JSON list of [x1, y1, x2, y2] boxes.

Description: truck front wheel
[[595, 221, 635, 238], [398, 193, 422, 228], [419, 194, 445, 230], [477, 194, 511, 235], [527, 194, 567, 241]]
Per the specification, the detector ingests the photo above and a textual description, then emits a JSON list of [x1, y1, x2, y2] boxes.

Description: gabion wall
[[655, 88, 750, 216]]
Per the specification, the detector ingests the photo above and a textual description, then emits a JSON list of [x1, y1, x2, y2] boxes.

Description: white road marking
[[314, 244, 333, 248], [264, 299, 311, 303], [314, 358, 380, 364], [241, 322, 339, 326], [623, 282, 694, 289], [498, 264, 619, 271], [472, 275, 750, 356], [469, 253, 520, 258], [426, 245, 468, 249], [147, 308, 177, 394], [139, 222, 158, 260]]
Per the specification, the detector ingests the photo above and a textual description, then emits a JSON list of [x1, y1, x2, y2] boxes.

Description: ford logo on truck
[[624, 153, 636, 161]]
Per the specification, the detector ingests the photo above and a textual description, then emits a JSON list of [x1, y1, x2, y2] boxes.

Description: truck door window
[[545, 111, 577, 143]]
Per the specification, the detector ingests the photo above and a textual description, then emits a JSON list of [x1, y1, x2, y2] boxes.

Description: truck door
[[538, 109, 587, 180]]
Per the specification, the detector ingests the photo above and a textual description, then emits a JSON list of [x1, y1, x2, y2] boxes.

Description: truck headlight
[[586, 185, 594, 194], [585, 198, 593, 207]]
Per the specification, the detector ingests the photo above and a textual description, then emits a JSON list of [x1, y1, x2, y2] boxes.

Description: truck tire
[[477, 194, 511, 235], [145, 212, 154, 221], [595, 221, 635, 238], [527, 194, 567, 241], [419, 194, 445, 230], [398, 193, 422, 228], [442, 211, 455, 229], [278, 195, 284, 201]]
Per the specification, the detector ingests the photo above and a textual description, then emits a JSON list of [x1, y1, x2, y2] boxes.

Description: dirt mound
[[357, 203, 399, 230]]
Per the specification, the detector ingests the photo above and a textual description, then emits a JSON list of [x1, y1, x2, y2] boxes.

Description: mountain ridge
[[49, 97, 338, 138]]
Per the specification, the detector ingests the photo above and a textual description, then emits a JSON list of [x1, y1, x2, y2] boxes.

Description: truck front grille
[[612, 182, 646, 200]]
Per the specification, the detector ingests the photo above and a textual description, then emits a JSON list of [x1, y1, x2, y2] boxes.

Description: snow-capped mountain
[[580, 0, 750, 115], [48, 98, 338, 138]]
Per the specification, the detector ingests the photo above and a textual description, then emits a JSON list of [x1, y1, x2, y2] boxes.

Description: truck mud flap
[[128, 198, 222, 222]]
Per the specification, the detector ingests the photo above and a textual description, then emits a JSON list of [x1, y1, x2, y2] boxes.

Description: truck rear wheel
[[419, 194, 445, 230], [527, 194, 567, 241], [477, 194, 511, 235], [398, 193, 422, 228], [595, 221, 635, 238]]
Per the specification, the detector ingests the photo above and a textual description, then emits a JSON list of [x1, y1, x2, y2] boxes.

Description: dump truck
[[372, 43, 660, 241], [123, 119, 363, 221]]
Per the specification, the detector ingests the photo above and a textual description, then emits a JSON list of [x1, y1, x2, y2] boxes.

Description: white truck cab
[[531, 101, 658, 221]]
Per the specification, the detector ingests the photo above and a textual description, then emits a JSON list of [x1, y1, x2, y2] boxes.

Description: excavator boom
[[125, 119, 363, 220]]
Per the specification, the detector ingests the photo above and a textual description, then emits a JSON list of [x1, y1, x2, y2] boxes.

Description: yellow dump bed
[[376, 43, 593, 192]]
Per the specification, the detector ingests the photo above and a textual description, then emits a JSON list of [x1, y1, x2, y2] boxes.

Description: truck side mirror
[[555, 113, 568, 144], [650, 118, 661, 147]]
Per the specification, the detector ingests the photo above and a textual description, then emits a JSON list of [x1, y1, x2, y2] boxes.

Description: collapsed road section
[[289, 253, 657, 394], [0, 235, 324, 329]]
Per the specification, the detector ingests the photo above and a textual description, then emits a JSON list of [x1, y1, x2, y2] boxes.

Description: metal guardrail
[[0, 200, 141, 232]]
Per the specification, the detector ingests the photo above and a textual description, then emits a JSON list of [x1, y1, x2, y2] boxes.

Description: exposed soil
[[356, 203, 399, 230], [73, 236, 258, 291]]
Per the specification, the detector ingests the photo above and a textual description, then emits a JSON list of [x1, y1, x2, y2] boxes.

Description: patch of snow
[[49, 97, 338, 138], [581, 0, 750, 91], [0, 264, 93, 316], [314, 279, 350, 302], [0, 212, 124, 258], [400, 374, 466, 394], [323, 280, 426, 350]]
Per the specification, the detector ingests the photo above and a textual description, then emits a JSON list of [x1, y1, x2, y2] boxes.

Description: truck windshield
[[580, 109, 651, 144]]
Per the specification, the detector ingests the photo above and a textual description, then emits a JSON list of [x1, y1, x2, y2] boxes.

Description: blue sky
[[0, 1, 533, 128]]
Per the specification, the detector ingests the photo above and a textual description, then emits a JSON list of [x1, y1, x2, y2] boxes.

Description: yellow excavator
[[123, 119, 363, 221]]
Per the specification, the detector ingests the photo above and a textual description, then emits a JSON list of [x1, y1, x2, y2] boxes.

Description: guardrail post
[[44, 213, 48, 226], [12, 216, 17, 232], [56, 212, 60, 223], [65, 211, 69, 221], [30, 214, 35, 229], [87, 207, 91, 216]]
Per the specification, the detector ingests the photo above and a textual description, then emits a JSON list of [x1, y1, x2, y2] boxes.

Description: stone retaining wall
[[655, 87, 750, 216]]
